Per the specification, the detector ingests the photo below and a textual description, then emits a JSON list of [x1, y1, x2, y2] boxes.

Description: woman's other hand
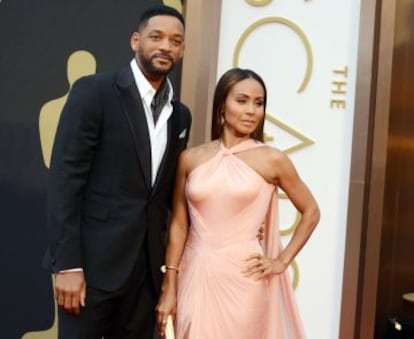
[[155, 287, 177, 337]]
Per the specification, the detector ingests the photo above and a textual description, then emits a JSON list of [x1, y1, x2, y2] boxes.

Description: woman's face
[[222, 78, 265, 138]]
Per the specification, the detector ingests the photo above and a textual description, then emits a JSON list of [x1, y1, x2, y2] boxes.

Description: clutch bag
[[165, 315, 175, 339]]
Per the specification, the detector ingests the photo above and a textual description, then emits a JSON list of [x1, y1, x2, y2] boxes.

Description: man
[[43, 5, 191, 338]]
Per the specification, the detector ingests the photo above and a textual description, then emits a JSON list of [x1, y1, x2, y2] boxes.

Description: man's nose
[[159, 38, 172, 51]]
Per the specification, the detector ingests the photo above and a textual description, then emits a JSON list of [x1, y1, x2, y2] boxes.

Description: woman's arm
[[244, 150, 320, 279], [156, 150, 191, 334], [271, 151, 320, 271]]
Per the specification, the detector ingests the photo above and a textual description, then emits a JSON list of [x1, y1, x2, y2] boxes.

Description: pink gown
[[176, 139, 305, 339]]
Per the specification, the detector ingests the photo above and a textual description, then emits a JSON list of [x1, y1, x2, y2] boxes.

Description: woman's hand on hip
[[243, 253, 288, 280]]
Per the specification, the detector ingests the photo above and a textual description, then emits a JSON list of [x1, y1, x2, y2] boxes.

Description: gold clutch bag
[[165, 315, 175, 339]]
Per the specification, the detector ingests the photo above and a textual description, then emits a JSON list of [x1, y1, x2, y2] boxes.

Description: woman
[[156, 68, 320, 338]]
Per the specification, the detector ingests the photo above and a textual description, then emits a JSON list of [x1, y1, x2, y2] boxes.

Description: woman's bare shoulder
[[258, 144, 287, 162], [251, 145, 293, 183]]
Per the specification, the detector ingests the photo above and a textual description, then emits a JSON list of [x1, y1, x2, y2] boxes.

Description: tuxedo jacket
[[44, 65, 191, 292]]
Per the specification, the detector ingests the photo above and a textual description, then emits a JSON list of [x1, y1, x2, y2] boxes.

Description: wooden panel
[[180, 0, 222, 146], [375, 1, 414, 336]]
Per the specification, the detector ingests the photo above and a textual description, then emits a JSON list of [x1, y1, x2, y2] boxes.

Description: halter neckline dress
[[175, 139, 305, 339]]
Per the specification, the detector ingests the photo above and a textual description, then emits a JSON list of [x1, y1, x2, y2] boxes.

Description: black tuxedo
[[43, 65, 191, 337]]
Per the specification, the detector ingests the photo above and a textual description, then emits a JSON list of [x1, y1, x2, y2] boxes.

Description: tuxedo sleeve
[[46, 76, 102, 272]]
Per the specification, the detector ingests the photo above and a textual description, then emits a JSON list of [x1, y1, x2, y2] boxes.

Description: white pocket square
[[178, 128, 187, 139]]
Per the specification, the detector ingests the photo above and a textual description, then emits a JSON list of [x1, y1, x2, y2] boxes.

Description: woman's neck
[[220, 134, 251, 149]]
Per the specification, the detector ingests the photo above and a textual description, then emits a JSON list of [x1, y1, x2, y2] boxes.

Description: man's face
[[131, 15, 185, 78]]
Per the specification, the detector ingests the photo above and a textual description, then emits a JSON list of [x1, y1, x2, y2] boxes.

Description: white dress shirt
[[130, 58, 174, 186]]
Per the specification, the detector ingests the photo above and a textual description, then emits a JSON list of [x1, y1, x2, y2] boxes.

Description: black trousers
[[58, 249, 157, 339]]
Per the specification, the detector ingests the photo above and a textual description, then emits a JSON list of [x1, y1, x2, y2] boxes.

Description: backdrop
[[0, 1, 183, 337]]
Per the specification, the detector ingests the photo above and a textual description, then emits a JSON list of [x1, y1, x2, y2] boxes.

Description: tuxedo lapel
[[152, 101, 180, 192], [114, 66, 152, 190]]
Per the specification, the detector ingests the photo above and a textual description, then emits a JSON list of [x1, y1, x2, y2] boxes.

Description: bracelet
[[160, 265, 179, 274]]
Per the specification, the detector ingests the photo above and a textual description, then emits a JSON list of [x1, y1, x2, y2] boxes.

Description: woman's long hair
[[211, 68, 267, 142]]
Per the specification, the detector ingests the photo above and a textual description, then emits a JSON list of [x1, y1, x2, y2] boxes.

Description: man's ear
[[130, 32, 140, 52], [179, 42, 185, 58]]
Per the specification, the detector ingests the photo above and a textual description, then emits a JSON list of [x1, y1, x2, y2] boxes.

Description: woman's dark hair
[[211, 68, 267, 142], [138, 4, 185, 32]]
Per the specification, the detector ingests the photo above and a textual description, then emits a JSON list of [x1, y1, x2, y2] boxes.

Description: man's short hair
[[138, 4, 185, 31]]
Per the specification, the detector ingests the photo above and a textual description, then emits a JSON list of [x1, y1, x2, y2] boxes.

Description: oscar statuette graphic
[[162, 0, 182, 12], [39, 50, 96, 169], [22, 50, 96, 339]]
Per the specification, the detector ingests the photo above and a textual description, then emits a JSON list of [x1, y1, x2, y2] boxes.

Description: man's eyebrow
[[147, 29, 183, 35]]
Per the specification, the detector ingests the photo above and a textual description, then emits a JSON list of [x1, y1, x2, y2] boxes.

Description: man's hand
[[55, 271, 86, 315]]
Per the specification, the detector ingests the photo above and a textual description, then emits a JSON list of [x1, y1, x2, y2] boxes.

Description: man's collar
[[129, 58, 173, 100]]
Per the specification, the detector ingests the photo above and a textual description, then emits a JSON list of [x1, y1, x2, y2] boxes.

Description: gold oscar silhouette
[[39, 50, 96, 169], [23, 50, 96, 339], [162, 0, 182, 12]]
